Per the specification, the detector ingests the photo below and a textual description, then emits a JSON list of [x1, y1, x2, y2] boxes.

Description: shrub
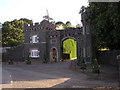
[[77, 57, 81, 66], [25, 55, 31, 65], [92, 58, 100, 73], [8, 59, 14, 65], [77, 58, 86, 70], [42, 54, 48, 63], [79, 59, 87, 70]]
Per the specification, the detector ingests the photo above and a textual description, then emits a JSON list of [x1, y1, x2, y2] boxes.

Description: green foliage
[[25, 55, 31, 64], [42, 53, 48, 63], [55, 21, 64, 25], [80, 59, 86, 69], [77, 58, 86, 70], [77, 57, 81, 66], [64, 21, 73, 28], [2, 18, 33, 47], [8, 59, 14, 65], [75, 24, 81, 28], [88, 2, 120, 50], [92, 58, 100, 73], [20, 18, 33, 24], [63, 39, 77, 59], [56, 21, 73, 29], [98, 48, 109, 51]]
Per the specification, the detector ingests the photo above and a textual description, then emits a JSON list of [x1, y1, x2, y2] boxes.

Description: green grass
[[99, 48, 109, 51], [63, 39, 77, 59]]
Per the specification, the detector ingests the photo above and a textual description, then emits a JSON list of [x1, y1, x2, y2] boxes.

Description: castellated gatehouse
[[2, 10, 92, 64], [23, 16, 92, 63]]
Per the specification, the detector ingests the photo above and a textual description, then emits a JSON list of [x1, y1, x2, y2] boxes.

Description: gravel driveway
[[1, 61, 119, 89]]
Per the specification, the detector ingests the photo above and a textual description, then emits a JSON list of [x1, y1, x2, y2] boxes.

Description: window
[[30, 35, 39, 43], [30, 49, 39, 58], [51, 39, 57, 44]]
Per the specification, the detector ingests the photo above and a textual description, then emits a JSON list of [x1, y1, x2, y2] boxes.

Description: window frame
[[30, 35, 39, 43], [30, 49, 40, 58]]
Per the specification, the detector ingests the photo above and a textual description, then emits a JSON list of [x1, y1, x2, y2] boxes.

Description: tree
[[55, 21, 73, 30], [55, 21, 65, 30], [20, 18, 33, 24], [2, 18, 33, 47], [55, 21, 64, 25], [76, 24, 81, 28], [88, 2, 120, 50], [64, 21, 73, 28]]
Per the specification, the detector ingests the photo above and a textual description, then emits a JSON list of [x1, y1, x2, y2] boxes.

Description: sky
[[0, 0, 88, 26]]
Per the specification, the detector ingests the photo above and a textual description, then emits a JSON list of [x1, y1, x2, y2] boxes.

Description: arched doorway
[[50, 47, 58, 62], [62, 38, 77, 60]]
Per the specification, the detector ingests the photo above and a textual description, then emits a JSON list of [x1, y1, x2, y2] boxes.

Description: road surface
[[1, 61, 119, 88]]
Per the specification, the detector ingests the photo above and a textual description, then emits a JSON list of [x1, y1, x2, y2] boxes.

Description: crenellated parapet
[[24, 20, 56, 31], [24, 22, 41, 31], [47, 27, 82, 38]]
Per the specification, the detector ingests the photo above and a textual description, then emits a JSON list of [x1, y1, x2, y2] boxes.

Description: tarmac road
[[1, 62, 119, 88], [0, 64, 12, 89]]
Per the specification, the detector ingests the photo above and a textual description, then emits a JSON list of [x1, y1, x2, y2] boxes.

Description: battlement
[[24, 20, 56, 31], [47, 27, 82, 39], [24, 22, 40, 27], [24, 22, 41, 31]]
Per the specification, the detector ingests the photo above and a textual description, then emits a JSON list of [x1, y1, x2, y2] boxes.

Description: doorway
[[50, 47, 58, 62]]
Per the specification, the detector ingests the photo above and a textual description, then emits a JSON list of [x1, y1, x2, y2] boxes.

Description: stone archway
[[50, 47, 58, 62], [61, 37, 77, 60]]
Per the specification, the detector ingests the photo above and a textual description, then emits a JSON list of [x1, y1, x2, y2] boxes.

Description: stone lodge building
[[2, 9, 92, 63]]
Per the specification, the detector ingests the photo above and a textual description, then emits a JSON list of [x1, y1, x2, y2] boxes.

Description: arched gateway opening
[[50, 47, 58, 62], [62, 38, 77, 60]]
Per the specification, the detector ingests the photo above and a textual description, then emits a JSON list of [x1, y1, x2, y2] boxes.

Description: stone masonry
[[2, 9, 92, 64]]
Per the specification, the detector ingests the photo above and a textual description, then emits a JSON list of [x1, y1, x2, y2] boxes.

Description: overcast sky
[[0, 0, 88, 26]]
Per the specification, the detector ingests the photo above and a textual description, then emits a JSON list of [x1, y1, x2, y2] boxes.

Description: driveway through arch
[[61, 38, 77, 60]]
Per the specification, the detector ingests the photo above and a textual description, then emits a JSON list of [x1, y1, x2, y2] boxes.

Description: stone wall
[[24, 28, 47, 61], [2, 44, 24, 62], [81, 8, 92, 63], [47, 30, 61, 62], [23, 20, 56, 62], [60, 28, 83, 61], [2, 19, 92, 63], [97, 50, 120, 66]]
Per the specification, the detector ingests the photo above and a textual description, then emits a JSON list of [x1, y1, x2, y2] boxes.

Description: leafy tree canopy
[[55, 21, 74, 30], [2, 18, 33, 47], [88, 2, 120, 50], [55, 21, 64, 25]]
